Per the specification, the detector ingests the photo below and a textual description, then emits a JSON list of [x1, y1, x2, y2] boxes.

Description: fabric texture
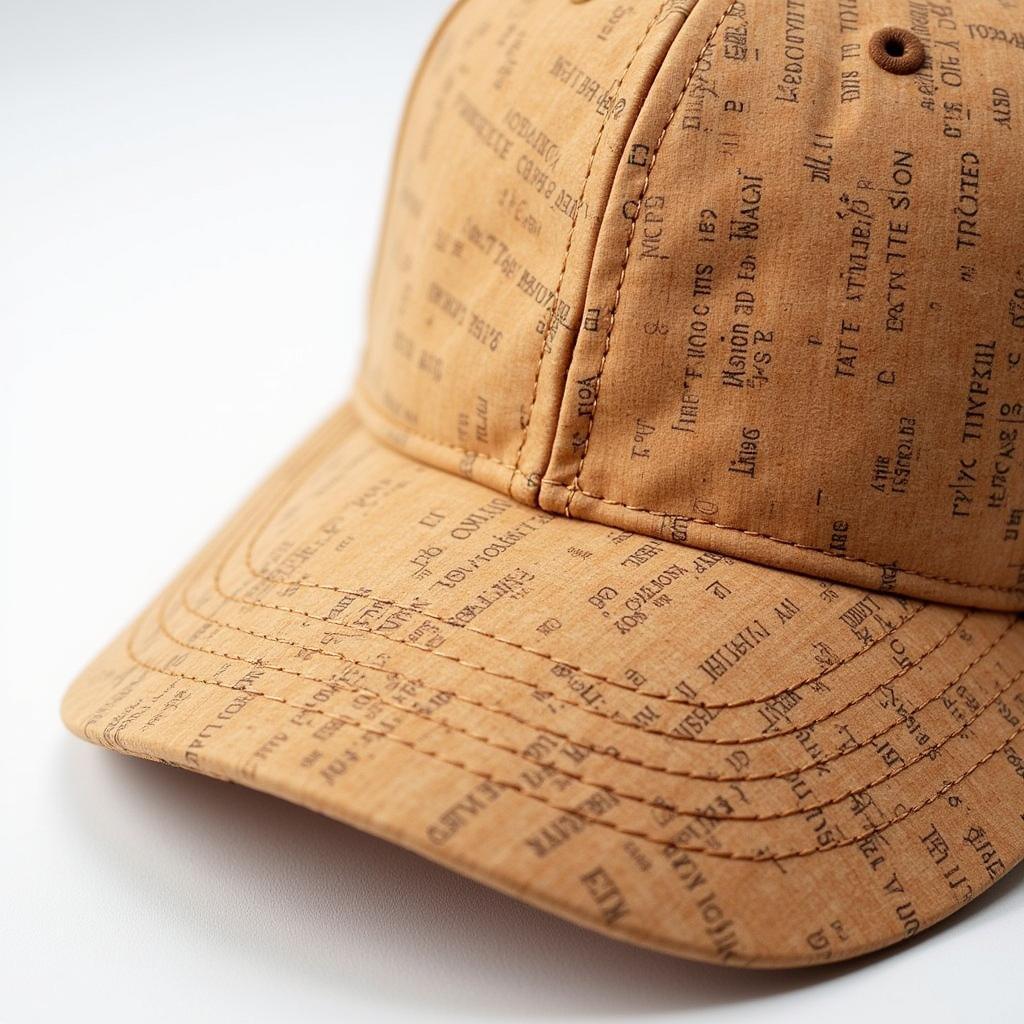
[[360, 0, 1024, 609], [63, 0, 1024, 967]]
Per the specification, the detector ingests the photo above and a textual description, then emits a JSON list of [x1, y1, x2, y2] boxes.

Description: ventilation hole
[[870, 27, 926, 75]]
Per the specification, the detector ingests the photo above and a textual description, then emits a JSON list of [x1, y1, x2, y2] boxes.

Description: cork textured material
[[63, 0, 1024, 966]]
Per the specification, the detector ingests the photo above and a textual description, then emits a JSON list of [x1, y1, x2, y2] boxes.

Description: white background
[[2, 2, 1022, 1021]]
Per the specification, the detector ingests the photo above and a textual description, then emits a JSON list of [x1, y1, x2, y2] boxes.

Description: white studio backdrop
[[1, 2, 1022, 1022]]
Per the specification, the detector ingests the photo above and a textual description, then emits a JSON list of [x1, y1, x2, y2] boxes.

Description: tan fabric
[[61, 405, 1024, 966], [360, 0, 1024, 610], [63, 0, 1024, 967]]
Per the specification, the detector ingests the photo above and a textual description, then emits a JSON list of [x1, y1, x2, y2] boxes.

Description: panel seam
[[563, 0, 736, 510], [356, 383, 1024, 595], [510, 0, 682, 483]]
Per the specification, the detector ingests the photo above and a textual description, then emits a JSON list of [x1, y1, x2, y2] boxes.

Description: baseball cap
[[61, 0, 1024, 968]]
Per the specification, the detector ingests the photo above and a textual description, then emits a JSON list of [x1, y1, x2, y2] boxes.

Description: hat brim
[[62, 402, 1024, 967]]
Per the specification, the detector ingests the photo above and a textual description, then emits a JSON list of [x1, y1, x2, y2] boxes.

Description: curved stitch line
[[511, 0, 677, 479], [258, 575, 926, 710], [155, 403, 1019, 827], [254, 402, 930, 709], [208, 427, 1002, 772], [193, 453, 1005, 783], [566, 1, 734, 509], [559, 483, 1024, 597], [250, 559, 926, 712], [223, 551, 977, 751], [358, 384, 1024, 596], [129, 618, 1024, 863], [158, 588, 1022, 826], [193, 572, 1019, 787]]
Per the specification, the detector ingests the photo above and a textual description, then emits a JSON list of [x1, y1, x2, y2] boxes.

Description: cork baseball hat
[[62, 0, 1024, 967]]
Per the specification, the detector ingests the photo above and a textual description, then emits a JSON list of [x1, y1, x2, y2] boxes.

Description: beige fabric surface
[[64, 0, 1024, 967], [360, 0, 1024, 609], [63, 405, 1024, 965]]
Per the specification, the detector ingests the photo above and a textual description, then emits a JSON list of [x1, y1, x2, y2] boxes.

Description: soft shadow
[[58, 741, 1024, 1019]]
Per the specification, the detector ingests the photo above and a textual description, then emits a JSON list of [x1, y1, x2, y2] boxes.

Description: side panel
[[541, 0, 1024, 610], [358, 0, 697, 502]]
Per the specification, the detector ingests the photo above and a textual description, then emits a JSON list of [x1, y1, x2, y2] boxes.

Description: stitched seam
[[164, 587, 1019, 824], [151, 416, 1022, 813], [233, 564, 970, 749], [194, 434, 1012, 788], [123, 403, 1023, 858], [226, 529, 974, 749], [547, 481, 1024, 595], [200, 567, 1019, 783], [132, 611, 1024, 862], [566, 0, 734, 508], [249, 404, 931, 710], [511, 0, 677, 480], [253, 557, 926, 712], [360, 383, 1024, 595]]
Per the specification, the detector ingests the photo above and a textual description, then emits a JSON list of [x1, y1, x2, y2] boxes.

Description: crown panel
[[541, 0, 1024, 610], [359, 0, 698, 501]]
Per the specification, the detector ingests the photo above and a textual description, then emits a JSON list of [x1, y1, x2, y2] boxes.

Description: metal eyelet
[[869, 27, 926, 75]]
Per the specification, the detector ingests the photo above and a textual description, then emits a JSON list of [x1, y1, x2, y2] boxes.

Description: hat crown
[[359, 0, 1024, 611]]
